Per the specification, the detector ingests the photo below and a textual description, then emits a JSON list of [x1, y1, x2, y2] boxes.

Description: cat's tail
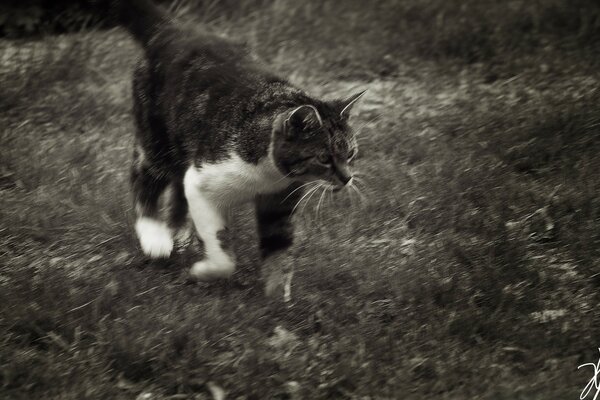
[[94, 0, 169, 47]]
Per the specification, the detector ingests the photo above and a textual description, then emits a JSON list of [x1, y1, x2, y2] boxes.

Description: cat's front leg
[[255, 183, 303, 302], [183, 168, 235, 280]]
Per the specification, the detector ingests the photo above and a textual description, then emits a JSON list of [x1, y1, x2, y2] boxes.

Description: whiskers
[[282, 180, 317, 203], [348, 183, 365, 207], [274, 170, 294, 185], [291, 181, 325, 215], [315, 183, 333, 220], [291, 180, 336, 219], [290, 174, 371, 221], [346, 173, 371, 211]]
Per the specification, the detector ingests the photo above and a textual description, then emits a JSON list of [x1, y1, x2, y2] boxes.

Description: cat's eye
[[291, 166, 308, 175], [316, 154, 332, 165]]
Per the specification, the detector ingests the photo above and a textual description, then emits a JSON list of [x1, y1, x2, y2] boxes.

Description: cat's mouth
[[331, 176, 353, 192]]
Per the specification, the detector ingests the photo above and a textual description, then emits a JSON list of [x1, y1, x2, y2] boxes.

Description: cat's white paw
[[190, 259, 235, 280], [135, 217, 173, 258]]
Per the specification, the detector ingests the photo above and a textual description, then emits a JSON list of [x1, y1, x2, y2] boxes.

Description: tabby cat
[[111, 0, 365, 291]]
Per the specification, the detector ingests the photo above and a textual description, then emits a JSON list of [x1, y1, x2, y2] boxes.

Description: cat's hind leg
[[131, 147, 173, 258], [183, 167, 235, 280]]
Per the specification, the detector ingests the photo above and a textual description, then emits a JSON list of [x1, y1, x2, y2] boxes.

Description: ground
[[1, 1, 600, 399]]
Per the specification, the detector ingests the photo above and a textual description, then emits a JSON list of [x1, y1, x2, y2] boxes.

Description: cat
[[110, 0, 365, 293]]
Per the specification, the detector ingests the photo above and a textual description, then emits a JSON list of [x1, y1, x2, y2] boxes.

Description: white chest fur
[[183, 152, 292, 206]]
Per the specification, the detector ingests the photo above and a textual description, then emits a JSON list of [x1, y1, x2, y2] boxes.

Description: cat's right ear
[[339, 90, 366, 119], [284, 105, 323, 137]]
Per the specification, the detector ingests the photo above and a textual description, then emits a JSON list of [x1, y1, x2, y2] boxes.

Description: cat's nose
[[334, 163, 352, 186]]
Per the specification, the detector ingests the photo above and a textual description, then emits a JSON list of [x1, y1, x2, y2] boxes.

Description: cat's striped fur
[[110, 0, 365, 290]]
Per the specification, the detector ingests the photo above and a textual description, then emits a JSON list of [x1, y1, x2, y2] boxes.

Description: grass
[[1, 1, 600, 398]]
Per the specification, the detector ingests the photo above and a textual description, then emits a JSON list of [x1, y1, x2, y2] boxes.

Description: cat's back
[[132, 22, 296, 165], [142, 24, 288, 118], [116, 0, 276, 95], [147, 25, 261, 85]]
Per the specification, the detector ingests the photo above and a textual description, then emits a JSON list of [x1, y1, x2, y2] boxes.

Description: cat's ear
[[285, 105, 323, 135], [339, 90, 366, 119]]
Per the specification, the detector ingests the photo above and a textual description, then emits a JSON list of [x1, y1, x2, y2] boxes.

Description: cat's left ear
[[285, 105, 323, 134], [339, 90, 367, 119]]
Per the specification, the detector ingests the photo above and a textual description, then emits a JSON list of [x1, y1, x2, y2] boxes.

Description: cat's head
[[272, 91, 365, 190]]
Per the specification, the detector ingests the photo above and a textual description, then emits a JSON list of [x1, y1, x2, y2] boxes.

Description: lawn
[[1, 1, 599, 399]]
